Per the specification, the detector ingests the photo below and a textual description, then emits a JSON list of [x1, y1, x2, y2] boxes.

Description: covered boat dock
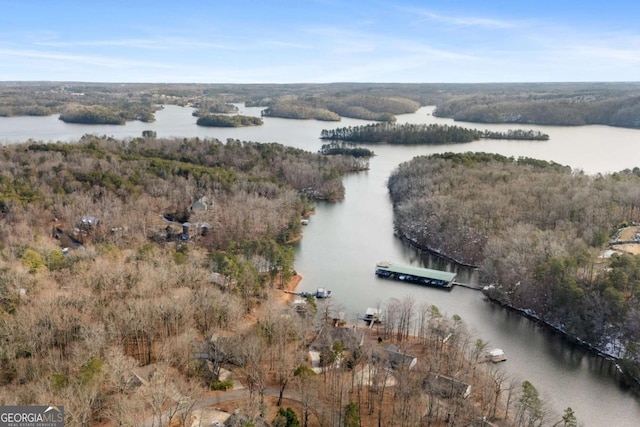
[[375, 261, 457, 289]]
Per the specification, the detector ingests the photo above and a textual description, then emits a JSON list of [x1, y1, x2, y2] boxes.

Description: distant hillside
[[2, 81, 640, 128]]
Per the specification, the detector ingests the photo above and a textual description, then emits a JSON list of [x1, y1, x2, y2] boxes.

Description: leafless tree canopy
[[389, 152, 640, 376]]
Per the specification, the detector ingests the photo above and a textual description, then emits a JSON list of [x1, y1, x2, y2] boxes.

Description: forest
[[319, 141, 375, 158], [4, 80, 635, 425], [196, 114, 263, 127], [320, 123, 549, 144], [433, 92, 640, 128], [0, 135, 569, 427], [3, 81, 640, 128], [257, 94, 418, 122], [58, 103, 156, 125], [387, 152, 640, 379], [192, 100, 239, 115], [0, 135, 347, 424], [260, 103, 341, 121]]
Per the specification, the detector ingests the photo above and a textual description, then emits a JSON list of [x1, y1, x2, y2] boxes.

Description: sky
[[1, 0, 639, 83]]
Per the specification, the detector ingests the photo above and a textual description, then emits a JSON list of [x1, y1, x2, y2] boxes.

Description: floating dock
[[295, 287, 333, 299], [375, 261, 456, 290]]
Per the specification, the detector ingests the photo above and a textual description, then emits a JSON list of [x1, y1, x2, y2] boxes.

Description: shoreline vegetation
[[0, 135, 546, 426], [319, 141, 375, 158], [387, 151, 640, 386], [3, 81, 640, 424], [255, 93, 420, 122], [398, 218, 638, 386], [58, 103, 157, 124], [0, 134, 368, 425], [320, 122, 549, 144], [196, 114, 263, 127], [3, 81, 640, 128], [397, 220, 635, 383]]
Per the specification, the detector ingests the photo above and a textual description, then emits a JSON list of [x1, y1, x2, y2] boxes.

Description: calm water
[[3, 105, 640, 425]]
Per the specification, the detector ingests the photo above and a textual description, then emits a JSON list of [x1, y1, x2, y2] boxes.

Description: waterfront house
[[423, 372, 471, 399], [383, 343, 417, 370]]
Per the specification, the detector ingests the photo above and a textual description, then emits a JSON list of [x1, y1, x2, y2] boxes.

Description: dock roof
[[376, 262, 456, 282]]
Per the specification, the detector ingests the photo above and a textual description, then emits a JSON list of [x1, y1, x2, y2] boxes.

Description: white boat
[[314, 287, 332, 298], [487, 348, 507, 363], [363, 307, 383, 323]]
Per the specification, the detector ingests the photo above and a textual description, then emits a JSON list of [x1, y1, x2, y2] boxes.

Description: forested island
[[196, 114, 263, 127], [260, 103, 341, 121], [59, 104, 156, 124], [3, 81, 640, 128], [320, 141, 375, 158], [387, 152, 640, 380], [321, 123, 549, 144], [257, 94, 418, 122], [192, 100, 239, 115]]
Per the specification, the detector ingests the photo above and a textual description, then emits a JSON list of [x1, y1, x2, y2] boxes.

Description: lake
[[2, 105, 640, 425]]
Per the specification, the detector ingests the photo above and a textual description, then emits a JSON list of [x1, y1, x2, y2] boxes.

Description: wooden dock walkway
[[453, 282, 484, 291]]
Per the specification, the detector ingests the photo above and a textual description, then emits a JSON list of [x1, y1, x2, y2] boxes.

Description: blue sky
[[1, 0, 639, 83]]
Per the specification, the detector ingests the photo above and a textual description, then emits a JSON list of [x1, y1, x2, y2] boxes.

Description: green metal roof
[[376, 261, 457, 282]]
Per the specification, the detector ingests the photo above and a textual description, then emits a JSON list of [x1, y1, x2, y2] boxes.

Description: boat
[[487, 348, 507, 363], [362, 307, 383, 324], [314, 287, 332, 298]]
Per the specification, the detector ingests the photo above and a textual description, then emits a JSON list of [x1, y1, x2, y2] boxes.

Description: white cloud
[[0, 48, 177, 70], [34, 37, 242, 51], [411, 9, 519, 29]]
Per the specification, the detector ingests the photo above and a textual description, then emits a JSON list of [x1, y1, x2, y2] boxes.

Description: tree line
[[387, 151, 640, 380], [58, 103, 155, 124], [196, 114, 263, 127], [481, 129, 549, 140], [4, 81, 640, 129], [192, 100, 239, 115], [434, 93, 640, 128], [319, 141, 374, 158], [257, 93, 420, 122], [320, 123, 549, 144], [261, 103, 341, 121], [0, 134, 580, 425], [0, 134, 377, 425]]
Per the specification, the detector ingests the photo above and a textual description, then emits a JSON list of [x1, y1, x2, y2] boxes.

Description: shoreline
[[395, 229, 480, 269], [484, 291, 640, 391], [396, 226, 640, 390], [273, 274, 302, 306]]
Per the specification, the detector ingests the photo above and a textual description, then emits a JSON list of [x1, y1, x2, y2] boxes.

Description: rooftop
[[376, 261, 456, 282]]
